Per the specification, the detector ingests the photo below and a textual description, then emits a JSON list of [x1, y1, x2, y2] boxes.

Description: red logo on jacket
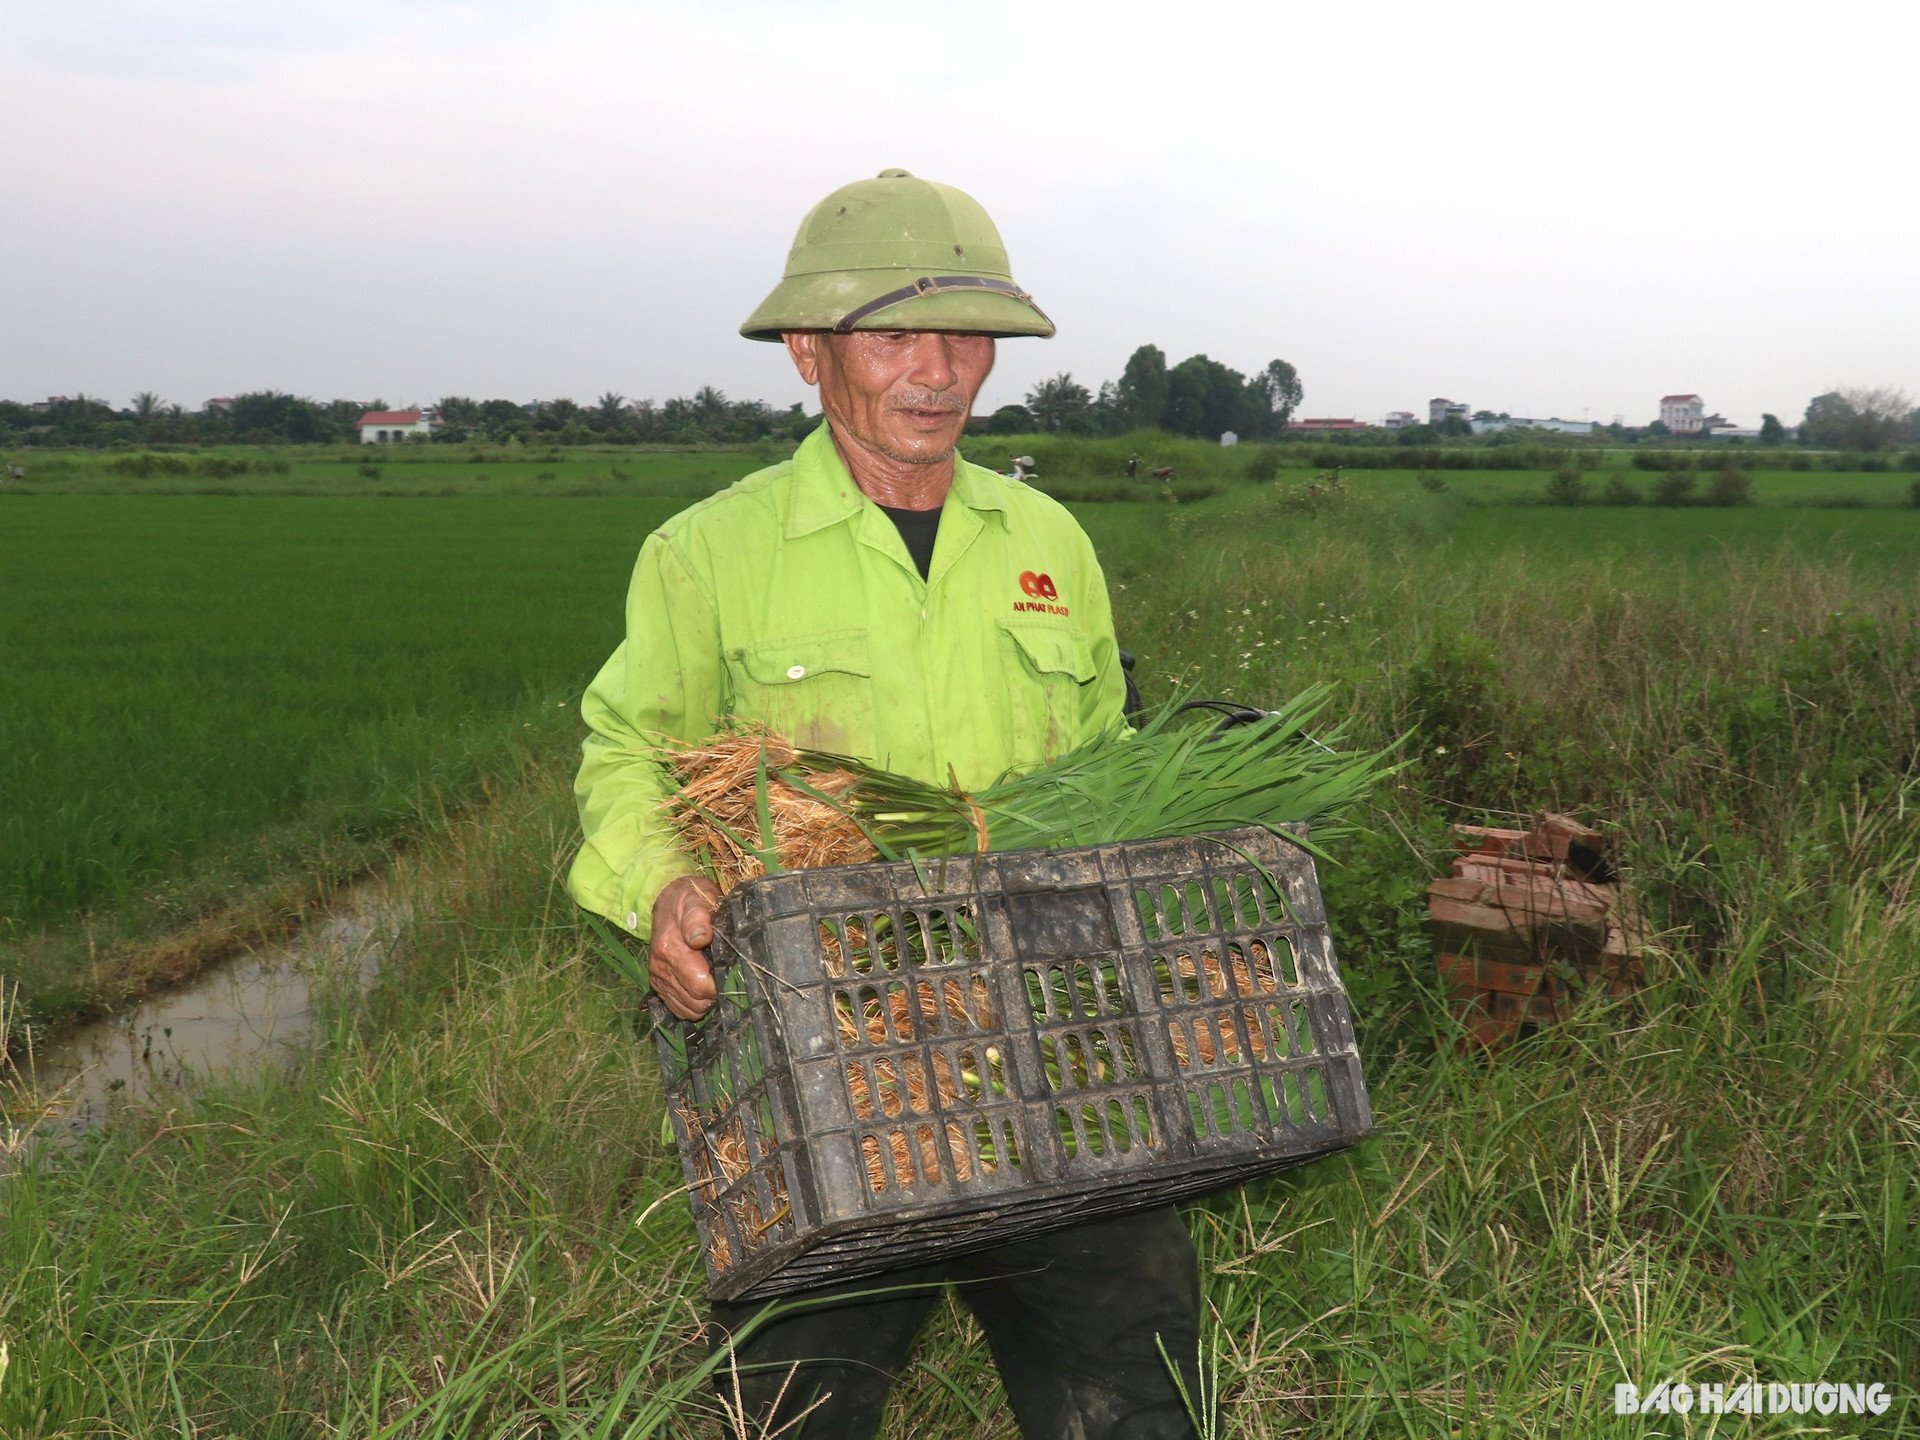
[[1014, 570, 1068, 615]]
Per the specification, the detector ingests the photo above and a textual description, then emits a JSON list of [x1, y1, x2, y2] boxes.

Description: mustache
[[887, 392, 967, 414]]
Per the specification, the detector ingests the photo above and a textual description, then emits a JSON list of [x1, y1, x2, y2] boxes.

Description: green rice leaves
[[791, 685, 1396, 860]]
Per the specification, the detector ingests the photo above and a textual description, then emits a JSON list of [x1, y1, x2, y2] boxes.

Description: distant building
[[1382, 410, 1417, 430], [1219, 431, 1238, 446], [1428, 397, 1469, 427], [1708, 425, 1761, 440], [358, 407, 437, 443], [1287, 417, 1373, 432], [203, 397, 235, 414], [1470, 415, 1594, 436], [1659, 394, 1705, 434]]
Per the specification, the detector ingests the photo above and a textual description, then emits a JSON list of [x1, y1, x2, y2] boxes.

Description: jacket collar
[[784, 422, 1010, 539]]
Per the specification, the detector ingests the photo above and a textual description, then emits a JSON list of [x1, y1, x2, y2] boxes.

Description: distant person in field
[[569, 169, 1207, 1438]]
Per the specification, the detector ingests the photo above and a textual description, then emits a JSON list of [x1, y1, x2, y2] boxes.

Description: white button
[[625, 911, 639, 929], [787, 664, 807, 679]]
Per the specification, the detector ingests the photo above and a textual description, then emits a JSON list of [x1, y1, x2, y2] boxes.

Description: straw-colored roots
[[661, 729, 875, 893], [679, 1104, 791, 1274], [838, 982, 989, 1189], [1166, 947, 1278, 1067]]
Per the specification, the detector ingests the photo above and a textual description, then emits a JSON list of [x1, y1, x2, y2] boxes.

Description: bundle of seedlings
[[657, 683, 1387, 889]]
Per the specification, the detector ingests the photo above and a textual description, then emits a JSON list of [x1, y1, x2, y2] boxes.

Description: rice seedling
[[653, 684, 1392, 898]]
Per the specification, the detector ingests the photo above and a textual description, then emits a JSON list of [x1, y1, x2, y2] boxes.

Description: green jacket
[[569, 423, 1127, 937]]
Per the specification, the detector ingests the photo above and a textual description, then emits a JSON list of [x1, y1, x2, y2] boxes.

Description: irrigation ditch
[[6, 881, 406, 1148]]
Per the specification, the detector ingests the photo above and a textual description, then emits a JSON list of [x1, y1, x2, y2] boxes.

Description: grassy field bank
[[2, 446, 1917, 1435], [12, 435, 1920, 510], [0, 444, 779, 498]]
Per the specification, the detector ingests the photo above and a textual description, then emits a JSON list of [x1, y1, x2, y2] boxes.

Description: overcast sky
[[9, 0, 1917, 429]]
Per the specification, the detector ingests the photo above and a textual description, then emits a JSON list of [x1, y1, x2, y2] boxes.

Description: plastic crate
[[654, 824, 1373, 1301]]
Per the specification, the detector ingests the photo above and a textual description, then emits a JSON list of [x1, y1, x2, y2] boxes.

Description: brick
[[1451, 825, 1528, 858], [1453, 855, 1559, 884], [1428, 874, 1614, 924], [1437, 951, 1549, 996], [1456, 1013, 1523, 1051]]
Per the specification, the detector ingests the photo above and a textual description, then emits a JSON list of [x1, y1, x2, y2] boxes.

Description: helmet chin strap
[[832, 276, 1050, 334]]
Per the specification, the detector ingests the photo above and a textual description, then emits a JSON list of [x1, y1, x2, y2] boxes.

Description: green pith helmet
[[740, 168, 1054, 341]]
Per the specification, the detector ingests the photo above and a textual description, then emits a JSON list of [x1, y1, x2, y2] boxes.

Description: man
[[571, 169, 1205, 1438]]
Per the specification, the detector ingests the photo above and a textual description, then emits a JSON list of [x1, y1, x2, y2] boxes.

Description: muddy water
[[23, 884, 405, 1138]]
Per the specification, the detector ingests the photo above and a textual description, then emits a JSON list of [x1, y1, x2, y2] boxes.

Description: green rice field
[[2, 441, 1916, 1435], [0, 496, 674, 924]]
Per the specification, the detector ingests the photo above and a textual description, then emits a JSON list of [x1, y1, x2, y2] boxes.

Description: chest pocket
[[726, 628, 875, 755], [998, 620, 1097, 762]]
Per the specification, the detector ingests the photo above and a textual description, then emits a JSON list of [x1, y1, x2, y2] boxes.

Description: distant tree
[[1163, 354, 1251, 439], [1114, 344, 1169, 430], [1799, 392, 1849, 448], [1759, 413, 1785, 446], [986, 403, 1035, 434], [658, 395, 701, 442], [1246, 359, 1303, 437], [1645, 419, 1671, 437], [727, 398, 774, 441], [1025, 373, 1092, 432], [534, 397, 581, 434], [594, 391, 629, 438], [130, 391, 162, 421], [1436, 414, 1473, 438], [227, 390, 339, 443], [1801, 386, 1913, 451], [476, 399, 527, 438], [627, 398, 658, 441], [1472, 409, 1498, 423], [1081, 380, 1123, 436], [435, 396, 480, 425], [692, 386, 729, 426]]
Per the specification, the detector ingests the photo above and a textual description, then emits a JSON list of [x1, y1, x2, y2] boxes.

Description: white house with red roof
[[358, 407, 436, 443], [1659, 394, 1705, 434]]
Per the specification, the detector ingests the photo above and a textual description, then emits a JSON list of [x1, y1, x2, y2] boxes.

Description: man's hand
[[650, 874, 724, 1019]]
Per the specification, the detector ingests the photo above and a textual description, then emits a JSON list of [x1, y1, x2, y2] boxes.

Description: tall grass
[[2, 457, 1916, 1434]]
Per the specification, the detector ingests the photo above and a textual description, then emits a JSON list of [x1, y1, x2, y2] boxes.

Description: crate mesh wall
[[655, 825, 1373, 1300]]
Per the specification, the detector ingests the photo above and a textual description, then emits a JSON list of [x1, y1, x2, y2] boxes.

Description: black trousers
[[707, 1205, 1209, 1439]]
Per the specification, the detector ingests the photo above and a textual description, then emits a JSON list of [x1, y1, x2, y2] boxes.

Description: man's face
[[785, 330, 995, 468]]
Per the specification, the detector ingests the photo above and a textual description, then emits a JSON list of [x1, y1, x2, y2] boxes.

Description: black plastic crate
[[653, 824, 1373, 1301]]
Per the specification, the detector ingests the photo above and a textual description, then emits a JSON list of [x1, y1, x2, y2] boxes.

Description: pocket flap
[[737, 629, 872, 685], [1000, 621, 1096, 683]]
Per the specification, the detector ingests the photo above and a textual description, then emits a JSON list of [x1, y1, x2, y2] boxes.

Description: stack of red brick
[[1428, 812, 1647, 1049]]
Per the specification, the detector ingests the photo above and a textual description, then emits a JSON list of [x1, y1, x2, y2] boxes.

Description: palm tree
[[625, 397, 658, 442], [693, 386, 729, 424], [1024, 374, 1090, 433]]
